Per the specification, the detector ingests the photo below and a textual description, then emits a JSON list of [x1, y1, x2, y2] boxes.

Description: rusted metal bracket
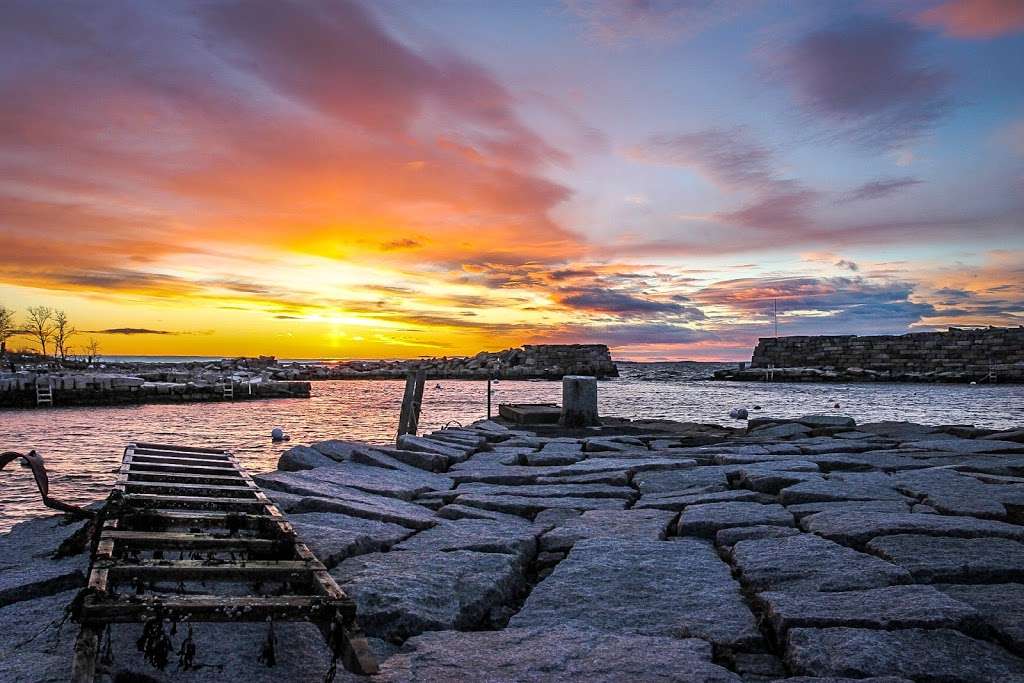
[[0, 450, 95, 518]]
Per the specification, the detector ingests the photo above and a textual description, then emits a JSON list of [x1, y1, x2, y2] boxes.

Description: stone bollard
[[560, 375, 599, 427]]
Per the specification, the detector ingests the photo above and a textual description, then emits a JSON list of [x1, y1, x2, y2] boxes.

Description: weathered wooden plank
[[129, 454, 237, 467], [131, 451, 232, 463], [105, 530, 286, 552], [104, 558, 315, 580], [126, 459, 240, 474], [79, 594, 354, 623], [70, 626, 101, 683], [124, 480, 259, 497], [133, 442, 228, 455], [127, 470, 248, 485], [123, 493, 268, 512]]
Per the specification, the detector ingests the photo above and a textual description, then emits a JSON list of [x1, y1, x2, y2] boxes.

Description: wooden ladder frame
[[71, 442, 377, 681]]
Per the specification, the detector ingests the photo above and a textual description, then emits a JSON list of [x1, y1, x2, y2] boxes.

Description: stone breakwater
[[5, 415, 1024, 680], [715, 326, 1024, 383], [0, 367, 309, 407], [284, 344, 619, 381]]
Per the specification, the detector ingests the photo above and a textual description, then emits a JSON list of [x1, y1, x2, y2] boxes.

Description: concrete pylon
[[560, 375, 599, 427]]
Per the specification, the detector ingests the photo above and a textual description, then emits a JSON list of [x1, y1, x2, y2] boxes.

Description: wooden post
[[560, 375, 599, 427], [396, 369, 426, 443], [408, 369, 425, 436]]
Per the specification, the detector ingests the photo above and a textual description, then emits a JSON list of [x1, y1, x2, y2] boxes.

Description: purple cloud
[[630, 127, 777, 190], [557, 287, 706, 319], [779, 16, 953, 149], [837, 177, 924, 204], [714, 185, 819, 230]]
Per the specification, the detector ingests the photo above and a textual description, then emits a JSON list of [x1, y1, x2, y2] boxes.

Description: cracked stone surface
[[785, 627, 1024, 682], [289, 512, 414, 567], [10, 416, 1024, 681], [511, 538, 761, 648], [757, 585, 978, 636], [866, 534, 1024, 583], [539, 509, 676, 552], [801, 510, 1024, 547], [377, 626, 742, 682], [332, 549, 526, 642], [394, 518, 539, 564], [730, 533, 911, 592], [935, 583, 1024, 655], [0, 515, 88, 608], [678, 501, 793, 538]]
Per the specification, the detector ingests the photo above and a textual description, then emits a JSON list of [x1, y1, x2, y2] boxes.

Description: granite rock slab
[[510, 538, 761, 648], [539, 509, 677, 552], [288, 512, 413, 567], [635, 488, 769, 511], [730, 533, 910, 592], [866, 534, 1024, 583], [779, 473, 907, 505], [455, 482, 635, 500], [632, 466, 730, 494], [377, 626, 742, 683], [394, 518, 538, 563], [715, 525, 802, 546], [891, 468, 1008, 519], [678, 502, 794, 538], [0, 515, 88, 607], [784, 500, 910, 520], [287, 490, 438, 530], [299, 462, 454, 500], [332, 550, 525, 642], [936, 583, 1024, 654], [757, 585, 978, 636], [903, 438, 1024, 454], [311, 439, 370, 461], [277, 445, 337, 471], [801, 510, 1024, 547], [735, 469, 822, 494], [785, 627, 1024, 682], [436, 503, 532, 525], [454, 493, 627, 518]]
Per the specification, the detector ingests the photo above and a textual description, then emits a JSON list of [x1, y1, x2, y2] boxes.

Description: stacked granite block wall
[[750, 327, 1024, 382]]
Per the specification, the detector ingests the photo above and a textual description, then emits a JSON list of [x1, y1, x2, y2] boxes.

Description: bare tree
[[53, 309, 76, 361], [0, 305, 14, 357], [86, 337, 101, 364], [25, 306, 55, 357]]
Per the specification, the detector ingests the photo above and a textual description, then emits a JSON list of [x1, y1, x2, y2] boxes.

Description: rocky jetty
[[715, 326, 1024, 383], [5, 414, 1024, 680], [0, 356, 309, 407], [282, 344, 619, 381]]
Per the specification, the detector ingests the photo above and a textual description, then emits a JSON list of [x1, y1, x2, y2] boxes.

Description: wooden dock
[[71, 442, 377, 681]]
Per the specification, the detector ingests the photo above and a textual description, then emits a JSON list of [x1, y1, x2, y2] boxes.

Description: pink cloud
[[917, 0, 1024, 38]]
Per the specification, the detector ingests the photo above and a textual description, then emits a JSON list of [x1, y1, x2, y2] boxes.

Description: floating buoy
[[729, 407, 749, 420]]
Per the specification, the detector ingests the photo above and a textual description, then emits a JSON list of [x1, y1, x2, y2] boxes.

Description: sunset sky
[[1, 0, 1022, 361]]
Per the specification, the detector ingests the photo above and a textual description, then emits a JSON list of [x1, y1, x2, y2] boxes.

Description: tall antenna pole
[[773, 298, 778, 339]]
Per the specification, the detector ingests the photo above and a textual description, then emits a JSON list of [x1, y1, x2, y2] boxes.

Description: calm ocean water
[[2, 362, 1022, 531]]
